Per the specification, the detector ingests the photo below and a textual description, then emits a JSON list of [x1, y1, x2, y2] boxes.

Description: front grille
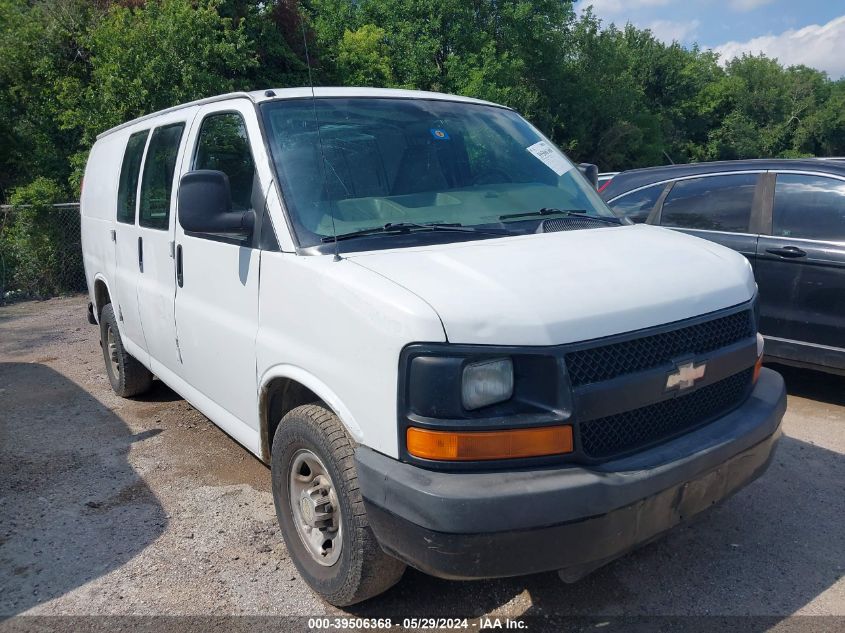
[[580, 368, 753, 459], [566, 310, 753, 387]]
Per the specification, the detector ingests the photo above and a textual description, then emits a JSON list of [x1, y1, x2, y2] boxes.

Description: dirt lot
[[1, 295, 844, 625]]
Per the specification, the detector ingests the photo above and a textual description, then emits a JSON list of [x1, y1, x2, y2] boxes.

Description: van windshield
[[260, 97, 617, 249]]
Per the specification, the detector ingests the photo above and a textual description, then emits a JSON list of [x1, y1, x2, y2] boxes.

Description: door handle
[[176, 244, 183, 287], [765, 246, 806, 258], [138, 236, 144, 272]]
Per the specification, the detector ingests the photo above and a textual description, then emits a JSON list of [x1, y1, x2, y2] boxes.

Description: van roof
[[96, 87, 505, 140]]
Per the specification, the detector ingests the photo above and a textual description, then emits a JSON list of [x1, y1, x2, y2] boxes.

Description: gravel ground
[[1, 296, 843, 626]]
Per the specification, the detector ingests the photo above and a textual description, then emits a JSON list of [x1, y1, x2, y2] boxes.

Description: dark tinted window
[[773, 174, 845, 241], [194, 113, 256, 210], [609, 185, 663, 223], [139, 123, 185, 230], [660, 174, 757, 232], [116, 131, 149, 224]]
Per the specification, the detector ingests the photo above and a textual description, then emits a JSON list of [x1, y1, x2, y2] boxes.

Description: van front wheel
[[271, 404, 405, 606], [99, 303, 153, 397]]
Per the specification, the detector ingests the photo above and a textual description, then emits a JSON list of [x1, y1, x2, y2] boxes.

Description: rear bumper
[[356, 368, 786, 580]]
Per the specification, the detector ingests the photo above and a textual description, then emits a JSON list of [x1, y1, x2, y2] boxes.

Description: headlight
[[461, 358, 514, 410]]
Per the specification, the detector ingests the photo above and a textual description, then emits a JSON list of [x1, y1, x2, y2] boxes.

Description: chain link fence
[[0, 203, 86, 304]]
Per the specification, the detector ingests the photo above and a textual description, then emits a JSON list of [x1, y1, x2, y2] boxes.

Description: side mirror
[[178, 170, 255, 236], [578, 163, 599, 189]]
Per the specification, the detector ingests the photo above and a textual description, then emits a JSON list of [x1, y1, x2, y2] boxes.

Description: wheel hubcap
[[289, 449, 342, 566], [106, 325, 120, 378]]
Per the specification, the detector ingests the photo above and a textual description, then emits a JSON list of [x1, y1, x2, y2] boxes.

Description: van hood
[[347, 225, 756, 346]]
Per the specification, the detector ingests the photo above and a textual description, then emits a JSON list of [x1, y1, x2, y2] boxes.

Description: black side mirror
[[178, 170, 255, 236], [578, 163, 599, 189]]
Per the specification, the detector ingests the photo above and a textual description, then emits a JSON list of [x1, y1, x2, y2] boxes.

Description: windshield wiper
[[499, 208, 621, 224], [322, 222, 509, 243]]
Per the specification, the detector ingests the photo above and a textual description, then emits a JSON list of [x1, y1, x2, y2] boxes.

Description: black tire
[[271, 404, 405, 606], [99, 303, 153, 398]]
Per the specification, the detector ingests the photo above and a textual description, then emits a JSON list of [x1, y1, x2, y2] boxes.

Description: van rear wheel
[[99, 303, 153, 397], [271, 404, 405, 606]]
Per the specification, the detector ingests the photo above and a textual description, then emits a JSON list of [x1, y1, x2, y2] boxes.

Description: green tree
[[336, 24, 393, 86], [0, 0, 97, 200], [3, 0, 845, 205], [308, 0, 573, 135], [58, 0, 259, 190], [552, 15, 666, 169], [1, 177, 82, 297], [791, 76, 845, 156], [698, 55, 834, 160]]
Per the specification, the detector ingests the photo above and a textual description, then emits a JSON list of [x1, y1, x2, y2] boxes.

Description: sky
[[576, 0, 845, 79]]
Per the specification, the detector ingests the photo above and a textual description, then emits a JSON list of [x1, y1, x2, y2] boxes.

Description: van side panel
[[170, 100, 264, 438], [148, 354, 262, 456], [135, 109, 198, 375], [81, 133, 125, 317], [256, 252, 446, 459]]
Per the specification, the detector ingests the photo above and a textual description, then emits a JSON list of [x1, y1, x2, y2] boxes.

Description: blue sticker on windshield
[[430, 128, 450, 140]]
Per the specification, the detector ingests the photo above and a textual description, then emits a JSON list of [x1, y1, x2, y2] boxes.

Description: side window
[[609, 185, 663, 223], [773, 174, 845, 241], [193, 113, 256, 211], [116, 130, 149, 224], [139, 123, 185, 230], [660, 174, 758, 232]]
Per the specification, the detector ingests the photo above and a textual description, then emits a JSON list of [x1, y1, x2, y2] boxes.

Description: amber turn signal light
[[753, 333, 764, 384], [406, 425, 574, 461]]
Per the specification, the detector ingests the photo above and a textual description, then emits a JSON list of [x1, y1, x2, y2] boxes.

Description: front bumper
[[356, 368, 786, 580]]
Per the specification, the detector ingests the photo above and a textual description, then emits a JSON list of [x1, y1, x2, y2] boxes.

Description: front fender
[[258, 364, 364, 462]]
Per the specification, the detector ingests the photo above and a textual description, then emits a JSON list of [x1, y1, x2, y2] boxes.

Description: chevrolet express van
[[81, 88, 787, 605]]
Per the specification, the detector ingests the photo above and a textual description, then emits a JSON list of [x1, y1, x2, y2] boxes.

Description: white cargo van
[[81, 88, 786, 605]]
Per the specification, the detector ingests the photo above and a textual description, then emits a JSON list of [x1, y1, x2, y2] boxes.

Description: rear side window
[[609, 185, 663, 223], [660, 174, 758, 232], [773, 174, 845, 241], [193, 113, 256, 210], [116, 131, 149, 224], [139, 123, 185, 230]]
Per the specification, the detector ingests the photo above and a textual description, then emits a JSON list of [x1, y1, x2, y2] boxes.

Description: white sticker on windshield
[[526, 141, 572, 176]]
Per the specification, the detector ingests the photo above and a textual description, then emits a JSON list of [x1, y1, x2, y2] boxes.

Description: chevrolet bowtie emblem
[[666, 360, 706, 391]]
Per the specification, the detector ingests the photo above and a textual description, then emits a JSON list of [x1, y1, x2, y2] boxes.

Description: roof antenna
[[300, 14, 341, 261]]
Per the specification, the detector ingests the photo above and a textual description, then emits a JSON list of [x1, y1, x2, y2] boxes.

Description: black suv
[[601, 159, 845, 376]]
